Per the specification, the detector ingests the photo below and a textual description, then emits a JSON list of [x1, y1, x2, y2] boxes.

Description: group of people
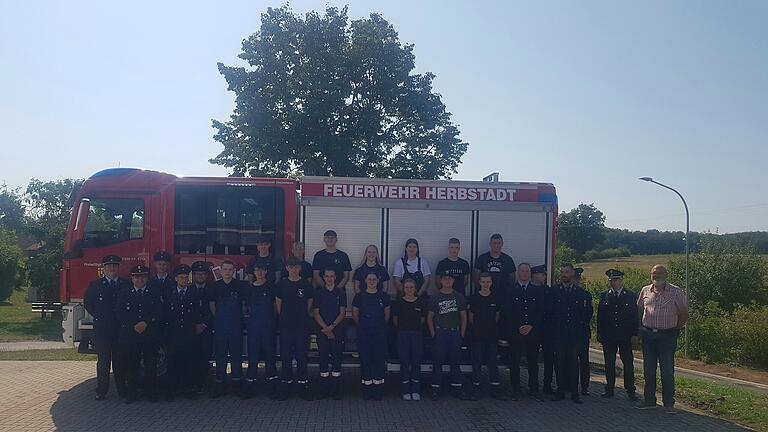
[[84, 229, 688, 412]]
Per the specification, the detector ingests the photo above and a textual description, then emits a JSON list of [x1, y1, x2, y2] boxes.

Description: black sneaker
[[637, 401, 658, 410], [600, 391, 614, 398], [581, 389, 590, 396], [551, 392, 565, 402], [94, 394, 106, 401], [571, 396, 583, 404]]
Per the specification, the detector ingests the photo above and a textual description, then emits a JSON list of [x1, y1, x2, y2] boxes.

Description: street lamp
[[639, 177, 690, 358]]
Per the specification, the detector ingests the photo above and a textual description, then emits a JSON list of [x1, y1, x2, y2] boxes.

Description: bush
[[555, 244, 580, 269], [669, 237, 768, 311], [0, 229, 23, 302], [582, 247, 632, 261], [688, 302, 768, 369]]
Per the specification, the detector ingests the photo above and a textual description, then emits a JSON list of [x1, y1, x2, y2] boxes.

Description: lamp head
[[639, 177, 653, 182]]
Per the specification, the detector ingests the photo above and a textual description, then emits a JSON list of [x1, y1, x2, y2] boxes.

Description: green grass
[[0, 289, 63, 342], [612, 364, 768, 431], [578, 254, 679, 282], [675, 376, 768, 431], [0, 348, 94, 361]]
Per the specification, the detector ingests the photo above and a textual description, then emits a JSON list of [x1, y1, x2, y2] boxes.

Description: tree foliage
[[211, 5, 468, 179], [557, 203, 606, 254], [669, 237, 768, 312], [0, 228, 23, 302], [0, 185, 26, 233], [23, 179, 83, 301]]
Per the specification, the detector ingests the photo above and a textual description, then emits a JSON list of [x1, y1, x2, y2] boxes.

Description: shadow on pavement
[[49, 374, 750, 432]]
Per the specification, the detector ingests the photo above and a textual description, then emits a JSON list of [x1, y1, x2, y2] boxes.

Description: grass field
[[577, 254, 679, 282], [0, 289, 63, 343]]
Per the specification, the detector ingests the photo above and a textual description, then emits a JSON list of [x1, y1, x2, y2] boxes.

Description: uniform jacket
[[597, 288, 639, 343], [116, 285, 163, 342], [550, 284, 593, 344], [161, 286, 205, 344], [501, 282, 544, 336], [84, 277, 129, 342]]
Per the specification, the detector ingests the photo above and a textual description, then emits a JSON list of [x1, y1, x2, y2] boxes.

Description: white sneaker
[[411, 393, 421, 401], [403, 393, 412, 401]]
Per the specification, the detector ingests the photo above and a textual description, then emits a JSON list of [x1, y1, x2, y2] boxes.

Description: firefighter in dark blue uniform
[[531, 265, 556, 394], [209, 260, 245, 397], [313, 268, 347, 399], [597, 269, 639, 400], [190, 261, 213, 394], [162, 264, 205, 400], [352, 271, 391, 400], [116, 264, 163, 404], [550, 264, 592, 404], [149, 251, 175, 292], [84, 255, 128, 400], [275, 256, 314, 400], [243, 261, 278, 399], [502, 263, 544, 400], [573, 267, 593, 396]]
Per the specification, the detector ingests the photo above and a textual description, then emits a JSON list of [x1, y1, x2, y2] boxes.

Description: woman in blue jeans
[[393, 279, 425, 400]]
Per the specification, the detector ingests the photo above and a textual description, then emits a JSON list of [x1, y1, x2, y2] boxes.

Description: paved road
[[0, 361, 751, 432], [0, 341, 70, 352]]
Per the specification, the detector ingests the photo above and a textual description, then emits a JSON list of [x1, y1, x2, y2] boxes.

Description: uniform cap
[[130, 264, 150, 275], [191, 261, 210, 273], [102, 255, 122, 265], [153, 251, 172, 262], [531, 265, 547, 275], [174, 264, 191, 277], [605, 268, 624, 280]]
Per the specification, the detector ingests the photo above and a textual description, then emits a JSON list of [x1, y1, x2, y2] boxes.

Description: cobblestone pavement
[[0, 361, 751, 432]]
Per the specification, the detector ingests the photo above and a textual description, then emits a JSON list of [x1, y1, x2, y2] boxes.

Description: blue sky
[[1, 0, 766, 233]]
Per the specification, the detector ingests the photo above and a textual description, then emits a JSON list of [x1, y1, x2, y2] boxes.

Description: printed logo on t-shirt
[[487, 260, 504, 272], [297, 288, 305, 298], [438, 298, 459, 315]]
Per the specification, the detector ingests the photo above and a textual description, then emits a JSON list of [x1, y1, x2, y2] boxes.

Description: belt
[[643, 326, 677, 334]]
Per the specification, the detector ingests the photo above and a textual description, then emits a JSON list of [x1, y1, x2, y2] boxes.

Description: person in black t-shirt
[[435, 238, 471, 295], [312, 230, 352, 289], [353, 244, 390, 293], [473, 233, 517, 292], [275, 256, 314, 400], [281, 241, 314, 283], [469, 273, 504, 400], [393, 278, 425, 400], [245, 235, 282, 285]]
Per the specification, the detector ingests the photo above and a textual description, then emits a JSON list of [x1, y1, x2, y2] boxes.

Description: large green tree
[[211, 5, 468, 179], [0, 185, 26, 233], [557, 203, 606, 254], [24, 179, 83, 301]]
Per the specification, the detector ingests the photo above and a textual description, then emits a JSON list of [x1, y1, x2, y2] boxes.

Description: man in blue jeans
[[427, 273, 469, 400], [637, 265, 688, 413]]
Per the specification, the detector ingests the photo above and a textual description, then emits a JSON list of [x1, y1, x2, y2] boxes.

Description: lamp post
[[639, 177, 689, 358]]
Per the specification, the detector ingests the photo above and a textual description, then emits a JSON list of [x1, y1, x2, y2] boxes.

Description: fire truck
[[60, 168, 558, 353]]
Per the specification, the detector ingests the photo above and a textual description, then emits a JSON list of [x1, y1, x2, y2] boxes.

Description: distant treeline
[[600, 229, 768, 255]]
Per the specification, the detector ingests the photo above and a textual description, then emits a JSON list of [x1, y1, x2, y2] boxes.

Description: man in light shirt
[[637, 265, 689, 412]]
